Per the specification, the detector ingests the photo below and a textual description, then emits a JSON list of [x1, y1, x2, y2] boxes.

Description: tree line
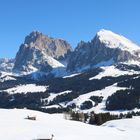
[[64, 110, 140, 125]]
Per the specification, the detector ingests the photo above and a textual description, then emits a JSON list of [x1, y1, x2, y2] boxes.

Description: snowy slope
[[40, 83, 131, 113], [1, 63, 140, 113], [42, 53, 65, 68], [0, 71, 16, 82], [97, 29, 140, 52], [0, 109, 140, 140], [66, 84, 127, 113], [3, 84, 48, 94], [89, 65, 140, 80], [103, 116, 140, 133], [47, 90, 72, 102]]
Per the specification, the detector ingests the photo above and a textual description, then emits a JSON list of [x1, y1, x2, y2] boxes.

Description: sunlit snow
[[3, 84, 47, 94], [0, 109, 140, 140]]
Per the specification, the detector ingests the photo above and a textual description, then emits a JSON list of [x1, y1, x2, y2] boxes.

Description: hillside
[[0, 29, 140, 113], [0, 109, 140, 140]]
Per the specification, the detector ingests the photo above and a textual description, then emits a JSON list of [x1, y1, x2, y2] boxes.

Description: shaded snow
[[123, 60, 140, 66], [103, 116, 140, 132], [42, 51, 65, 68], [0, 71, 16, 82], [46, 56, 65, 68], [51, 67, 67, 77], [0, 75, 16, 82], [0, 71, 13, 77], [94, 58, 114, 67]]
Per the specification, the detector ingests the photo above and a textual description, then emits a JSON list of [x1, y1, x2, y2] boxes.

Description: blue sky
[[0, 0, 140, 58]]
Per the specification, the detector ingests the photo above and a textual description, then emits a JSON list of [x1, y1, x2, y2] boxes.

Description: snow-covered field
[[3, 84, 47, 94], [0, 71, 16, 82], [89, 65, 140, 80], [66, 84, 127, 113], [47, 90, 72, 102], [0, 109, 140, 140]]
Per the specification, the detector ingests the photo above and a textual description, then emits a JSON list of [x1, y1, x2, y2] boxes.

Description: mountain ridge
[[67, 29, 140, 72], [1, 29, 140, 75], [13, 31, 72, 74], [0, 29, 140, 113]]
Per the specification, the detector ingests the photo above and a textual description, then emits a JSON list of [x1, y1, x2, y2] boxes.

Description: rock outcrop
[[13, 31, 72, 73]]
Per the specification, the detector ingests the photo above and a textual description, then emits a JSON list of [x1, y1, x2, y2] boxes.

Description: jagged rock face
[[13, 31, 72, 72], [24, 31, 72, 59], [12, 29, 140, 74], [0, 58, 14, 72], [67, 29, 140, 72]]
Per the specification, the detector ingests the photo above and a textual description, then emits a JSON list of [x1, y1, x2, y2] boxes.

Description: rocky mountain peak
[[4, 29, 140, 75], [13, 31, 72, 73], [67, 29, 140, 72], [96, 29, 140, 52], [22, 31, 72, 55], [24, 31, 44, 45]]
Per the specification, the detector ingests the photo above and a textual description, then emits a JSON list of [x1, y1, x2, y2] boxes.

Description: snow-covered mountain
[[13, 31, 72, 74], [0, 29, 140, 114], [0, 58, 14, 72], [1, 29, 140, 76], [67, 29, 140, 72]]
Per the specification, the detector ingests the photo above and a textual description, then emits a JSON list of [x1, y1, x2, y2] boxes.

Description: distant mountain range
[[1, 29, 140, 75], [0, 58, 14, 72], [0, 29, 140, 113]]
